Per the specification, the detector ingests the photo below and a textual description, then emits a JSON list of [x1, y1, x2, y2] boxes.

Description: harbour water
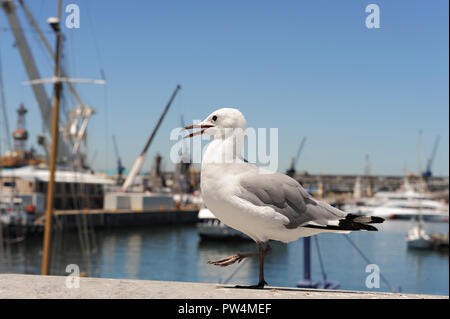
[[1, 220, 448, 296]]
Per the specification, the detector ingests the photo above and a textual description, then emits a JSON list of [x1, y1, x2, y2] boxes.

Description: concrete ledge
[[0, 274, 446, 299]]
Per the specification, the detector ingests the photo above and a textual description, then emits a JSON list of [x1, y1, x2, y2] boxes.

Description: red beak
[[183, 124, 214, 138]]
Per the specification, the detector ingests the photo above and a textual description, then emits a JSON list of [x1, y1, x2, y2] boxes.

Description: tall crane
[[1, 0, 104, 166], [121, 85, 181, 192], [17, 0, 85, 107], [112, 135, 125, 185], [0, 50, 12, 151], [1, 0, 69, 162], [286, 136, 307, 178], [422, 135, 440, 180]]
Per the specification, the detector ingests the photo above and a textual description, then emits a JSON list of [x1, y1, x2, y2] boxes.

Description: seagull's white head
[[184, 108, 246, 139]]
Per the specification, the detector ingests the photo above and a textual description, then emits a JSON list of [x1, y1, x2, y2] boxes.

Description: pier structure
[[46, 206, 200, 228], [163, 171, 449, 200], [0, 274, 445, 299]]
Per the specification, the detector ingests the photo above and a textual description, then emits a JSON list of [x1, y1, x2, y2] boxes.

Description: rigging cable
[[343, 234, 397, 292], [84, 0, 109, 171]]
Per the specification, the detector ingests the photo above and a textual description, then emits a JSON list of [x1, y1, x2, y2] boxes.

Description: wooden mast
[[41, 0, 63, 276]]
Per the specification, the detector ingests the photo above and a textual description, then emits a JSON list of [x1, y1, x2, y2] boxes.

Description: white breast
[[201, 163, 288, 242], [199, 132, 318, 243]]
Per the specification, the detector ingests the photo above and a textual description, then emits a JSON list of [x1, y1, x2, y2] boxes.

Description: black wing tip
[[303, 223, 379, 232], [369, 216, 385, 224], [339, 219, 379, 231], [345, 213, 385, 224], [359, 224, 379, 231], [301, 214, 384, 232]]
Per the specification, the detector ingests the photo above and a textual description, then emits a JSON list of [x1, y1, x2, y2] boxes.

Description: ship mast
[[41, 0, 63, 276]]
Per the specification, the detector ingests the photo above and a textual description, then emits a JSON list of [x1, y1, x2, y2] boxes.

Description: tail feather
[[338, 218, 378, 231], [303, 213, 385, 232]]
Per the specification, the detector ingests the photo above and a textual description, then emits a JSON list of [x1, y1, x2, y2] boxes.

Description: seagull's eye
[[212, 115, 218, 122]]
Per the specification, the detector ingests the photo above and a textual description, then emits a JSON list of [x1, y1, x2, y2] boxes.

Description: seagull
[[184, 108, 384, 289]]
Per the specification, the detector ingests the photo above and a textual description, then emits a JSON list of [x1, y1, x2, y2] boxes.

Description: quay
[[0, 274, 446, 299], [35, 206, 200, 229], [2, 207, 200, 239]]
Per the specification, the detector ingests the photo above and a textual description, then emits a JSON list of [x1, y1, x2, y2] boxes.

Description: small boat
[[196, 207, 251, 241], [404, 183, 448, 251], [405, 188, 433, 250], [406, 223, 432, 249]]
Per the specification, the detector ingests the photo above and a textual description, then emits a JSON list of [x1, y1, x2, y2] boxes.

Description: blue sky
[[0, 0, 448, 176]]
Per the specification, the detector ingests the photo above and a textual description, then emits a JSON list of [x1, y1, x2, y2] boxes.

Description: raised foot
[[208, 254, 246, 267]]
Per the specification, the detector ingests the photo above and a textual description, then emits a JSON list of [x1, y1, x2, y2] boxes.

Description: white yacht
[[344, 180, 449, 222], [370, 197, 448, 222]]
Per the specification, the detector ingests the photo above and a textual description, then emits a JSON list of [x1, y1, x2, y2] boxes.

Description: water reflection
[[0, 220, 447, 295], [126, 234, 142, 278], [101, 236, 116, 275]]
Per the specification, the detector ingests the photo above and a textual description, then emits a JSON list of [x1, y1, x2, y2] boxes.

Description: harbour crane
[[1, 0, 104, 166], [422, 135, 440, 180], [121, 85, 181, 192], [0, 50, 12, 152], [286, 137, 307, 178], [112, 135, 125, 185]]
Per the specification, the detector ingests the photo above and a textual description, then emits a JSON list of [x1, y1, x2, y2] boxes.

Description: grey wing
[[238, 172, 345, 229]]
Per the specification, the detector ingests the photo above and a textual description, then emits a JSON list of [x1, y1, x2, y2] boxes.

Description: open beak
[[183, 124, 214, 138]]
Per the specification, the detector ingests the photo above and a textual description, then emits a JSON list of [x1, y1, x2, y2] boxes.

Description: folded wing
[[238, 171, 383, 231], [238, 171, 344, 229]]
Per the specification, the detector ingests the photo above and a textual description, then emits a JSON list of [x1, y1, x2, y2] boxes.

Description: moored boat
[[196, 207, 251, 241]]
